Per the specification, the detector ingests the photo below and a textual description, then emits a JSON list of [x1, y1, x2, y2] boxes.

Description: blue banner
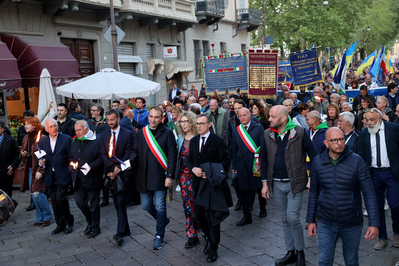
[[204, 55, 248, 94], [289, 49, 322, 86], [278, 60, 293, 83]]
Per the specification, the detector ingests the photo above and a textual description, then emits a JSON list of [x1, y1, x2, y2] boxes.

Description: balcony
[[195, 0, 224, 25], [237, 8, 262, 32]]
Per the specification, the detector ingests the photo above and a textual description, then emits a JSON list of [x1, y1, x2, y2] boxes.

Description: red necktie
[[112, 131, 116, 158], [200, 137, 205, 155], [244, 126, 248, 131]]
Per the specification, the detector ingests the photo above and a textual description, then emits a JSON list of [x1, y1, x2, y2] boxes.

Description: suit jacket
[[0, 133, 20, 182], [358, 121, 399, 181], [100, 127, 134, 184], [231, 122, 266, 190], [169, 88, 180, 102], [38, 133, 71, 187], [69, 137, 104, 190], [131, 124, 177, 192], [186, 132, 230, 193]]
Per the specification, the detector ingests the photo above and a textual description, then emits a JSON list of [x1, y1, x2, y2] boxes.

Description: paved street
[[1, 187, 398, 266]]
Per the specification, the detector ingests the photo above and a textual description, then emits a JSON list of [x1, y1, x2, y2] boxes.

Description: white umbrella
[[37, 68, 56, 122], [56, 68, 161, 99]]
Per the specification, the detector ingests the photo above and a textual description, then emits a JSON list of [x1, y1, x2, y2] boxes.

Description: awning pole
[[109, 0, 119, 71]]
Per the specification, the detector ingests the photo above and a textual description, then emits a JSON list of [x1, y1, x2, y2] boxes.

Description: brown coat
[[20, 132, 45, 192]]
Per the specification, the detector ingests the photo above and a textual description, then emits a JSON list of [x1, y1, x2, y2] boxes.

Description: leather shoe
[[207, 251, 218, 263], [64, 224, 73, 235], [52, 225, 65, 235], [84, 225, 91, 235], [234, 200, 242, 211], [115, 235, 124, 246], [26, 201, 36, 211], [113, 231, 131, 239], [185, 237, 200, 249], [296, 250, 306, 266], [88, 229, 101, 238], [203, 237, 211, 254], [100, 200, 109, 207], [276, 250, 296, 265], [42, 220, 51, 227], [259, 208, 267, 218], [236, 215, 252, 226], [33, 222, 42, 226]]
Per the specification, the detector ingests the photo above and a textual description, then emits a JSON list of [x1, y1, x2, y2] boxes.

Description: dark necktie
[[376, 130, 381, 168], [112, 131, 116, 158], [200, 137, 206, 155], [244, 126, 248, 131]]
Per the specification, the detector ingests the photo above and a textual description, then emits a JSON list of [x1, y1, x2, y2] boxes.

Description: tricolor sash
[[237, 124, 261, 177], [143, 126, 168, 170]]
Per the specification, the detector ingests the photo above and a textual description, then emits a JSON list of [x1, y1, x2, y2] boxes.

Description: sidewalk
[[0, 188, 397, 266]]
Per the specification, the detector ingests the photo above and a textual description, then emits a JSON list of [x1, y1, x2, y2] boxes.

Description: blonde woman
[[175, 111, 200, 248]]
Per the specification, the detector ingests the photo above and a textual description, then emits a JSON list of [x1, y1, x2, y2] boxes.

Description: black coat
[[100, 127, 134, 184], [69, 137, 103, 190], [130, 124, 177, 192], [0, 133, 20, 182], [55, 116, 76, 138], [186, 132, 230, 193]]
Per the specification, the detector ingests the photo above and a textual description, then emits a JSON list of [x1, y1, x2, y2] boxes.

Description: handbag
[[104, 175, 124, 194]]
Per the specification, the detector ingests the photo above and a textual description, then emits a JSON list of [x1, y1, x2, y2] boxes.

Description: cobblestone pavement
[[1, 187, 398, 266]]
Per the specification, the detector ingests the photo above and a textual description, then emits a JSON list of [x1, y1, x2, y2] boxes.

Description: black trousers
[[0, 177, 13, 199], [48, 172, 74, 227], [74, 186, 101, 230], [240, 189, 256, 215], [111, 189, 130, 235], [257, 188, 267, 209], [194, 204, 220, 252]]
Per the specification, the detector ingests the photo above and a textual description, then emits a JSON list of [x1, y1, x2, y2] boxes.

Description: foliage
[[8, 120, 23, 140], [249, 0, 399, 57]]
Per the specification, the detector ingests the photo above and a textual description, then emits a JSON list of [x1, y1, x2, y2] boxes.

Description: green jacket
[[207, 107, 226, 137]]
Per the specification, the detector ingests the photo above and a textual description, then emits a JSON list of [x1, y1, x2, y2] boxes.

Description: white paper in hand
[[121, 160, 131, 171], [34, 150, 47, 159], [80, 163, 90, 176]]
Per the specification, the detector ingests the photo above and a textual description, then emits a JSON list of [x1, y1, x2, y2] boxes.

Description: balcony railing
[[195, 0, 224, 25], [237, 8, 262, 32]]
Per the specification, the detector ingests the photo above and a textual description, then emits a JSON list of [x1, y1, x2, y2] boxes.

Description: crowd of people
[[0, 75, 399, 265]]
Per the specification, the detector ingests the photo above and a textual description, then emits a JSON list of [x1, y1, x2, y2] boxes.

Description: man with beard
[[358, 108, 399, 250], [261, 106, 317, 266], [100, 109, 134, 246], [307, 127, 379, 265]]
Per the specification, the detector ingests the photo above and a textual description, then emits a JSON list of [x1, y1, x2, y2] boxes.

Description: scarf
[[270, 116, 298, 137], [311, 121, 329, 132], [72, 130, 96, 142], [311, 96, 325, 105]]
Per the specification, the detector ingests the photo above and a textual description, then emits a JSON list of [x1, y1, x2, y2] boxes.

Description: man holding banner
[[130, 106, 177, 250]]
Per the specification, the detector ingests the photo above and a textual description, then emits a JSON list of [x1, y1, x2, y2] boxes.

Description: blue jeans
[[273, 181, 304, 251], [317, 221, 363, 266], [28, 168, 53, 223], [371, 168, 399, 240], [141, 190, 167, 237]]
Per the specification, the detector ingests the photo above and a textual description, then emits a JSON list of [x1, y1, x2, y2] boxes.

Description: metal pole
[[110, 0, 119, 71], [263, 0, 266, 45]]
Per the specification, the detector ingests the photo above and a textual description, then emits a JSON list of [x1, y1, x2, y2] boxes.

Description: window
[[241, 44, 246, 53], [220, 42, 227, 54], [224, 0, 228, 7], [194, 40, 202, 79], [202, 41, 210, 56], [118, 42, 140, 75], [146, 43, 154, 58]]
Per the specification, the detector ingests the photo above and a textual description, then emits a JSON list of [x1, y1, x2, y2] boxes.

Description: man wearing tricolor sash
[[231, 108, 266, 226], [262, 106, 317, 266], [130, 107, 177, 250]]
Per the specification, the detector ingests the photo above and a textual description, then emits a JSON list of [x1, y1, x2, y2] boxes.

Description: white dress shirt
[[111, 125, 121, 145], [370, 122, 390, 168], [199, 131, 211, 153]]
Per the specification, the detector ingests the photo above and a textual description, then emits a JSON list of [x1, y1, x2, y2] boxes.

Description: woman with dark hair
[[356, 97, 374, 130], [251, 102, 269, 130], [350, 79, 359, 90], [292, 102, 310, 130], [20, 117, 53, 226], [326, 103, 340, 127]]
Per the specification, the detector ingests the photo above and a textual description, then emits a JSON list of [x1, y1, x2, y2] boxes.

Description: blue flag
[[369, 46, 384, 83], [333, 49, 347, 92]]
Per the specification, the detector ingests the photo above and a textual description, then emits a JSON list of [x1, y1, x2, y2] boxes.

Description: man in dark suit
[[186, 113, 231, 263], [70, 120, 103, 238], [168, 83, 180, 103], [231, 108, 266, 226], [100, 109, 134, 246], [130, 107, 177, 250], [38, 119, 74, 235], [358, 108, 399, 250]]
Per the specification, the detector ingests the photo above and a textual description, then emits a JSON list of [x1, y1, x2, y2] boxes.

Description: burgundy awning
[[1, 34, 81, 87], [0, 40, 21, 90]]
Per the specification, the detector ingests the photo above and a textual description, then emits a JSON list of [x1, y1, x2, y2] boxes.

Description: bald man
[[307, 127, 379, 265], [262, 106, 317, 266]]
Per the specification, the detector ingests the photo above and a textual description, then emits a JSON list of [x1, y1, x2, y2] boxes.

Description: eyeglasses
[[196, 122, 209, 127], [179, 120, 189, 124], [364, 108, 382, 115], [327, 138, 345, 144], [90, 109, 98, 112]]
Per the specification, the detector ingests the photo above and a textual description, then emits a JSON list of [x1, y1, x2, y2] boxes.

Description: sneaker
[[393, 234, 399, 248], [374, 239, 388, 250], [384, 200, 389, 210], [175, 185, 181, 192], [363, 210, 368, 216], [153, 235, 164, 250]]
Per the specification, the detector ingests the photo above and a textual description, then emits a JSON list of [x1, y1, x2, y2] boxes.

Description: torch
[[108, 134, 126, 166]]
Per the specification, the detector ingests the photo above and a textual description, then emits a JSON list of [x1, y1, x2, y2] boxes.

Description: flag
[[369, 46, 383, 83], [346, 40, 358, 68], [356, 51, 376, 75], [333, 49, 347, 92], [387, 50, 395, 73], [380, 46, 388, 75], [332, 63, 338, 76]]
